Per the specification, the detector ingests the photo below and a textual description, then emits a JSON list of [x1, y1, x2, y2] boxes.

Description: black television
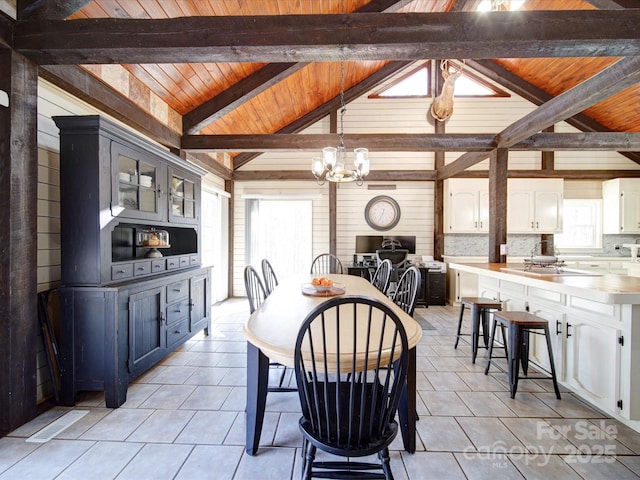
[[355, 235, 416, 254], [355, 235, 383, 254]]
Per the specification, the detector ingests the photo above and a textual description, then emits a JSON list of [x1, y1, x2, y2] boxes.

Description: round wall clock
[[364, 195, 401, 231]]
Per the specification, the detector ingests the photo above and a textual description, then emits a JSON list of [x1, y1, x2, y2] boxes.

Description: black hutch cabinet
[[54, 116, 212, 408]]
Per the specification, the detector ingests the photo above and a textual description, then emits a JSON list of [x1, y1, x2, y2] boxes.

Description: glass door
[[168, 168, 199, 224], [111, 142, 164, 221]]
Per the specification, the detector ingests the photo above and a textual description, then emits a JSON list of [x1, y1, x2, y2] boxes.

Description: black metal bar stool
[[484, 311, 561, 400], [454, 297, 502, 363]]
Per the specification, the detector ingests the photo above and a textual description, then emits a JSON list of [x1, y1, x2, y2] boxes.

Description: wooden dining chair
[[392, 266, 421, 317], [370, 258, 392, 294], [310, 253, 344, 275], [243, 265, 295, 392], [294, 296, 409, 480], [261, 258, 279, 296]]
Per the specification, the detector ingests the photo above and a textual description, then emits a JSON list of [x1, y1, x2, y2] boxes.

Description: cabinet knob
[[174, 329, 181, 334]]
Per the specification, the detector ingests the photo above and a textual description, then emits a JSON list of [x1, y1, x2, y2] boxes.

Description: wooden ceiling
[[5, 0, 640, 178]]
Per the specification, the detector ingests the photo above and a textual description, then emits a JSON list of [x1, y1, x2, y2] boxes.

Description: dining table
[[242, 273, 423, 456]]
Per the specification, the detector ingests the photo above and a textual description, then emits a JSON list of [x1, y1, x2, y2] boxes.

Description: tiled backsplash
[[444, 234, 640, 258]]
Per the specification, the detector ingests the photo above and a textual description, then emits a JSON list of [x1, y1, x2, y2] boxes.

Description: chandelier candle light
[[312, 63, 370, 185]]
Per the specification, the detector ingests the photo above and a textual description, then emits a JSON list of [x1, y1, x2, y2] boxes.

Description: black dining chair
[[294, 296, 409, 480], [310, 253, 344, 275], [392, 266, 421, 317], [261, 258, 279, 296], [243, 265, 295, 392], [370, 258, 392, 294]]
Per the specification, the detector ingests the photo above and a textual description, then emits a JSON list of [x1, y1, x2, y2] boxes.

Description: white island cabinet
[[450, 262, 640, 432]]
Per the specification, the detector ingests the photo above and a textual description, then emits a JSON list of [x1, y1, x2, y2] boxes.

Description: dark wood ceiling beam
[[495, 56, 640, 148], [183, 133, 497, 152], [17, 0, 91, 20], [183, 63, 307, 134], [231, 60, 412, 169], [513, 132, 640, 151], [181, 0, 409, 134], [182, 132, 640, 152], [40, 65, 181, 149], [233, 170, 437, 182], [233, 169, 640, 182], [187, 153, 233, 181], [13, 11, 640, 64], [439, 56, 640, 179], [466, 59, 640, 164], [0, 11, 12, 48]]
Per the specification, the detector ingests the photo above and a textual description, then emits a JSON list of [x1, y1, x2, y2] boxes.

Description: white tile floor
[[2, 299, 640, 479]]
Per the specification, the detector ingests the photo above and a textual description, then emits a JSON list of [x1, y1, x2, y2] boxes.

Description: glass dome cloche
[[137, 228, 170, 258]]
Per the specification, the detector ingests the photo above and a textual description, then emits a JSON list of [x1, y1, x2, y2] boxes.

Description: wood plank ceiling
[[11, 0, 640, 176]]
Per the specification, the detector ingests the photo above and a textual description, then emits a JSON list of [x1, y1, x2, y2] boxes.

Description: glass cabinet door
[[169, 168, 199, 224], [111, 142, 165, 221]]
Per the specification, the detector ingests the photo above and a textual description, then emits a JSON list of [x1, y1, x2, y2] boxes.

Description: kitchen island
[[450, 262, 640, 433]]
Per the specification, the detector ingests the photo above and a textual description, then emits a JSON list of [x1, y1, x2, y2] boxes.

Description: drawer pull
[[118, 269, 126, 274], [174, 329, 181, 334], [174, 288, 182, 292], [175, 308, 182, 313]]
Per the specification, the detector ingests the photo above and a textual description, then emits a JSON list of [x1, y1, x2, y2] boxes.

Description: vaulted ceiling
[[3, 0, 640, 180]]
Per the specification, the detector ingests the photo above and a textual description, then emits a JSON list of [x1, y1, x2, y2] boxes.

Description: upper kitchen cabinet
[[507, 179, 563, 234], [603, 178, 640, 234], [444, 179, 489, 233]]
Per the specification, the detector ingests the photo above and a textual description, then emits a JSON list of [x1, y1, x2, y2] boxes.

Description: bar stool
[[454, 297, 502, 363], [484, 311, 561, 400]]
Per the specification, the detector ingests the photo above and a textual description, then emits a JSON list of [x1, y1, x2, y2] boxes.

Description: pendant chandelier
[[311, 62, 370, 186]]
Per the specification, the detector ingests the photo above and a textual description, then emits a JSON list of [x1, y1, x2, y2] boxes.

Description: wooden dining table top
[[243, 273, 423, 368]]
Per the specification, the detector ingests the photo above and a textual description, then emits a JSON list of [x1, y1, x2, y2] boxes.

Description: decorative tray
[[301, 283, 345, 297]]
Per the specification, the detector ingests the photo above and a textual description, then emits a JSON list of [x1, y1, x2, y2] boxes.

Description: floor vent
[[26, 410, 89, 443]]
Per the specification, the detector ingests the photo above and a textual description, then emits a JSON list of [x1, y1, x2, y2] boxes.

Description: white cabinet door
[[564, 315, 620, 412], [444, 179, 488, 233], [603, 178, 640, 234], [507, 191, 533, 232], [534, 191, 563, 233], [448, 190, 479, 232], [507, 179, 563, 233], [621, 190, 640, 233], [478, 190, 490, 232], [528, 303, 565, 381]]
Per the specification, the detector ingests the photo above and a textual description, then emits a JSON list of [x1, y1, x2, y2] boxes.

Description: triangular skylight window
[[370, 63, 431, 98], [370, 61, 509, 98]]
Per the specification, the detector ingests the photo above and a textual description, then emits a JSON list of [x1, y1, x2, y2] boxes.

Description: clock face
[[365, 195, 401, 231]]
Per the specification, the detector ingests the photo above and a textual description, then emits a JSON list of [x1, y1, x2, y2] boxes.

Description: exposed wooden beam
[[232, 60, 412, 169], [233, 169, 640, 182], [0, 11, 11, 48], [182, 0, 409, 135], [40, 65, 181, 149], [512, 132, 640, 151], [439, 56, 640, 179], [183, 133, 497, 152], [13, 11, 640, 64], [183, 132, 640, 153], [467, 59, 640, 164], [183, 63, 307, 134], [17, 0, 91, 20], [496, 56, 640, 148], [233, 170, 437, 182]]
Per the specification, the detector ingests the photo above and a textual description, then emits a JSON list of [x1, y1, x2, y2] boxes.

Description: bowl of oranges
[[310, 276, 334, 292]]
